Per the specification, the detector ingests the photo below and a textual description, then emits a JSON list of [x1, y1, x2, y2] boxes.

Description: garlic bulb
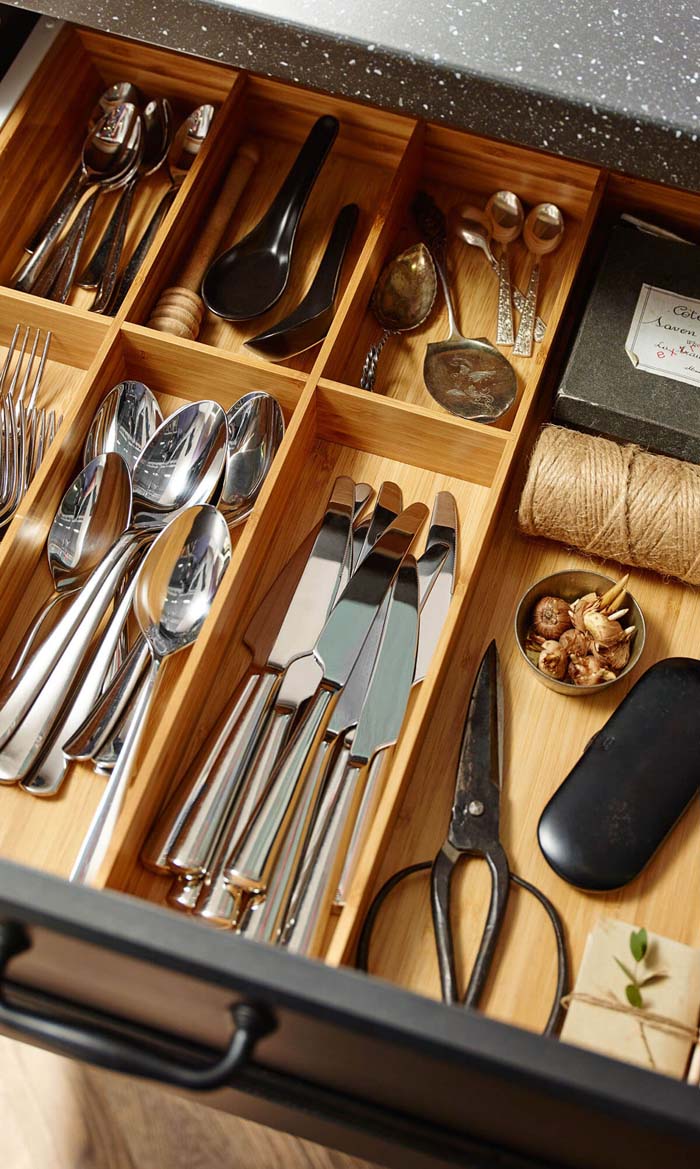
[[569, 592, 599, 632], [538, 639, 568, 680], [532, 596, 572, 640], [583, 610, 625, 648]]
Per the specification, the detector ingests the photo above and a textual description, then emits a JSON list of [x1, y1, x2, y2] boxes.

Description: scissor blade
[[449, 639, 502, 850]]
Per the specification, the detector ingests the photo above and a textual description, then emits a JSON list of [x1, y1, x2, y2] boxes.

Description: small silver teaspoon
[[485, 191, 524, 346], [513, 203, 564, 357]]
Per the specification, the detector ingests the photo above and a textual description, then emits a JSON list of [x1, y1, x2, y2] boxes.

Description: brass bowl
[[514, 569, 646, 697]]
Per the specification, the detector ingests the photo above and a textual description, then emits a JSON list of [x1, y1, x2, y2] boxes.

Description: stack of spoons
[[0, 379, 284, 884]]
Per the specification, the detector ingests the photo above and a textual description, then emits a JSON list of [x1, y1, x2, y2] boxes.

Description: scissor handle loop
[[356, 860, 568, 1037]]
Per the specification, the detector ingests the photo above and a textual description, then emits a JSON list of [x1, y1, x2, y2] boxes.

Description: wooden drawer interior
[[2, 23, 700, 1067]]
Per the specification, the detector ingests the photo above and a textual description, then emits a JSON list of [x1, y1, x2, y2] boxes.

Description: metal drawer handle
[[0, 922, 274, 1090]]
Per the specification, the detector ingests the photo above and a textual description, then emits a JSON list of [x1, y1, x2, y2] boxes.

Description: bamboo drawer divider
[[3, 23, 700, 1036]]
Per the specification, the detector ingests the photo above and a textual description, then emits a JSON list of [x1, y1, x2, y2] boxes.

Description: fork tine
[[27, 330, 51, 412], [0, 325, 20, 398], [16, 327, 40, 407], [7, 326, 29, 404]]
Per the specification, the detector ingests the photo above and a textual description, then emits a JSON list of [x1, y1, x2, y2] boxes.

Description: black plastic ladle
[[202, 114, 339, 321]]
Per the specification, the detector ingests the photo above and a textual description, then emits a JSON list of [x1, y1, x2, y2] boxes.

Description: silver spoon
[[220, 391, 285, 525], [0, 402, 227, 782], [64, 392, 284, 768], [88, 99, 175, 310], [449, 203, 496, 266], [108, 104, 215, 314], [359, 244, 437, 393], [7, 454, 133, 681], [449, 202, 547, 343], [14, 104, 143, 296], [70, 504, 231, 885], [83, 380, 163, 472], [413, 191, 517, 423], [42, 112, 144, 305], [485, 191, 524, 346], [513, 203, 564, 357], [25, 82, 146, 257]]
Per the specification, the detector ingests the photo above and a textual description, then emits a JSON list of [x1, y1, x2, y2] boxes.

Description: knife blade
[[414, 491, 457, 683], [223, 502, 427, 896], [356, 480, 402, 567], [332, 491, 458, 906]]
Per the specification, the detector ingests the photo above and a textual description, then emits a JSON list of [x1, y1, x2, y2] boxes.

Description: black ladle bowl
[[202, 114, 339, 321]]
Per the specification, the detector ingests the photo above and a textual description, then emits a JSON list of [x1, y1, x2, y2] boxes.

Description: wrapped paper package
[[561, 918, 700, 1079]]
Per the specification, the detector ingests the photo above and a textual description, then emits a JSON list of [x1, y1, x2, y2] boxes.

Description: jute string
[[519, 426, 700, 585], [560, 993, 698, 1044]]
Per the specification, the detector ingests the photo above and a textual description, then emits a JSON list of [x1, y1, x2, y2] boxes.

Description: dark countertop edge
[[11, 0, 700, 192]]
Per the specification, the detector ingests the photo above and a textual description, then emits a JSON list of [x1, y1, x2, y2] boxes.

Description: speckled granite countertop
[[11, 0, 700, 189]]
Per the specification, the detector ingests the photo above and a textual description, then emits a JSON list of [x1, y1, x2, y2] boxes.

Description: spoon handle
[[109, 184, 178, 314], [63, 636, 151, 762], [411, 193, 464, 342], [92, 179, 139, 313], [7, 588, 68, 681], [78, 180, 131, 288], [0, 532, 143, 777], [47, 191, 100, 304], [21, 574, 140, 798], [359, 330, 391, 392], [512, 258, 541, 357], [26, 164, 84, 254], [71, 656, 161, 886], [13, 173, 89, 294], [496, 245, 515, 346]]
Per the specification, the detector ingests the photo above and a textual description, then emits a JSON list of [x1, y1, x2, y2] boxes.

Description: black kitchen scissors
[[357, 640, 568, 1036]]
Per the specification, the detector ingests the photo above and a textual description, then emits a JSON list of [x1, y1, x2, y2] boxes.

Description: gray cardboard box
[[553, 221, 700, 464]]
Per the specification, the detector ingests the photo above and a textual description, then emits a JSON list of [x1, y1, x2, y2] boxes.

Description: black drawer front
[[1, 859, 700, 1169]]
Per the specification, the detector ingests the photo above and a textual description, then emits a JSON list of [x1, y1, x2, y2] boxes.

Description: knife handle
[[240, 738, 335, 944], [225, 687, 335, 895], [141, 671, 261, 874], [335, 748, 388, 908], [280, 741, 354, 955], [194, 705, 298, 926]]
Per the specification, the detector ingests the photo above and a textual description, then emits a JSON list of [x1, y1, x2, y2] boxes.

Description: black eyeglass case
[[538, 658, 700, 891]]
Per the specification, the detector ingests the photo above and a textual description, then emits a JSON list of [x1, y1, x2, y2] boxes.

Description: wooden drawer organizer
[[2, 23, 700, 1050]]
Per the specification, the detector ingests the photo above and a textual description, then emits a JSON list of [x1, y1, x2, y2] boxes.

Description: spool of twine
[[518, 426, 700, 585]]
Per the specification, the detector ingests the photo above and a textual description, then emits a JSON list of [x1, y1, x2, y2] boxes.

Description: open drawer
[[1, 22, 700, 1169]]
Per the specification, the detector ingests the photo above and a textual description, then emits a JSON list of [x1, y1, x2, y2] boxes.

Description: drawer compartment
[[1, 21, 700, 1169]]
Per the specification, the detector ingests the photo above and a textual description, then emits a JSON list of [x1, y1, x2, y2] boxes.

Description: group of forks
[[0, 325, 60, 534]]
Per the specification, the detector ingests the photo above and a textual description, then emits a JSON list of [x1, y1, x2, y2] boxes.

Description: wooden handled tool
[[148, 141, 260, 340]]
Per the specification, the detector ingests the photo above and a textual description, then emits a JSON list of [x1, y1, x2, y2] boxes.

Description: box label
[[625, 283, 700, 387]]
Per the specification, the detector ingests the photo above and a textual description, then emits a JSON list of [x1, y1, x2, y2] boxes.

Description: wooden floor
[[0, 1036, 378, 1169]]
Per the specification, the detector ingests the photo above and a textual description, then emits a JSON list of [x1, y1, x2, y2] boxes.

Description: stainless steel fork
[[0, 326, 58, 534]]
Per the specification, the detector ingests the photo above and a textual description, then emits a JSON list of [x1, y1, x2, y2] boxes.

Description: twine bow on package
[[561, 918, 700, 1080]]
